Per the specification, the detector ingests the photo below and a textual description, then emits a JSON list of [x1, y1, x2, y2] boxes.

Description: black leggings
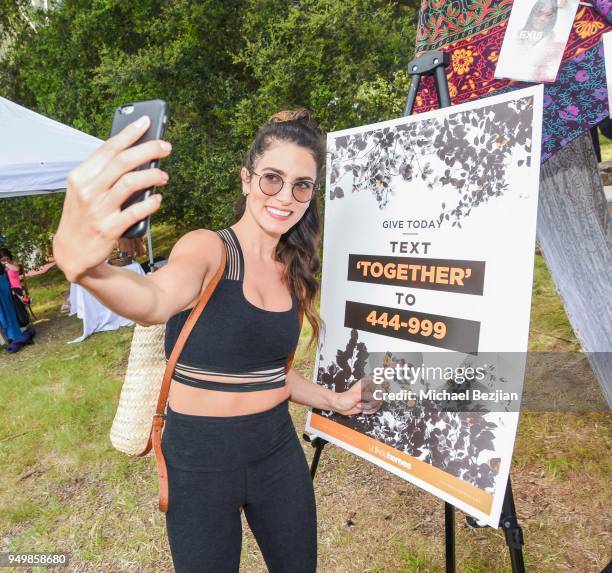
[[161, 399, 317, 573]]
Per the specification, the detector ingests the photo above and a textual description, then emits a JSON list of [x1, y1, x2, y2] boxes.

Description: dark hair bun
[[268, 108, 310, 123], [268, 108, 321, 133]]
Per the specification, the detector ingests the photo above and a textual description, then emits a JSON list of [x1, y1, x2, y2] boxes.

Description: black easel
[[304, 50, 526, 573], [590, 125, 601, 163]]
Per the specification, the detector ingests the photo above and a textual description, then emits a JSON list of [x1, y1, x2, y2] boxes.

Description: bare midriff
[[168, 374, 291, 416]]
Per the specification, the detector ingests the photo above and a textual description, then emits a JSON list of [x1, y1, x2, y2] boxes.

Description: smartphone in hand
[[110, 100, 169, 239]]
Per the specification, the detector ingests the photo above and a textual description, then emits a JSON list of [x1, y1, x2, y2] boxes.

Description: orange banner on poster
[[310, 412, 493, 514]]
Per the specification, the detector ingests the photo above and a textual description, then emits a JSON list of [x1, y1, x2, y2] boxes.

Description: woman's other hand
[[331, 375, 384, 416], [329, 361, 410, 416], [53, 115, 171, 282]]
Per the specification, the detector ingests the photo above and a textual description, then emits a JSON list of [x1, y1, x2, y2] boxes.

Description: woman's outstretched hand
[[53, 115, 171, 282]]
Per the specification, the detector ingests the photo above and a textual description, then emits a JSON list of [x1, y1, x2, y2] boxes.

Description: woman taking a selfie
[[53, 109, 380, 573]]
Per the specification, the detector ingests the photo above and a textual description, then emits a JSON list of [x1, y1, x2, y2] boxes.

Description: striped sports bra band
[[172, 373, 287, 393], [172, 364, 287, 393]]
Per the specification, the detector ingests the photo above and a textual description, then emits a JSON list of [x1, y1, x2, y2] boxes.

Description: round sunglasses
[[249, 171, 316, 203]]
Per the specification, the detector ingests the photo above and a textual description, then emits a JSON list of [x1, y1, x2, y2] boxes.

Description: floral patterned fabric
[[593, 0, 611, 25], [414, 1, 610, 162]]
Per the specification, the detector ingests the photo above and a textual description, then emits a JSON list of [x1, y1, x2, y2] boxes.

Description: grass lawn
[[1, 224, 610, 572]]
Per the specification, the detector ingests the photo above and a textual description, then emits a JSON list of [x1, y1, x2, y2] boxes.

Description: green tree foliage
[[0, 0, 417, 268], [234, 0, 415, 131]]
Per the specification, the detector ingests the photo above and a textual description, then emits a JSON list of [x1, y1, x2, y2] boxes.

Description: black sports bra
[[164, 227, 301, 392]]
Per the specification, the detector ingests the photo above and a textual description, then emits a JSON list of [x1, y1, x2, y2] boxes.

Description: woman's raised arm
[[69, 230, 221, 326]]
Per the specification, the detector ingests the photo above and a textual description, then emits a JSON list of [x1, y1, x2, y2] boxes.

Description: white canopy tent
[[0, 96, 103, 198]]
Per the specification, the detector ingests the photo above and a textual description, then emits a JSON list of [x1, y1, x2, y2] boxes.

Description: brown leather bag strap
[[151, 417, 169, 511], [150, 235, 226, 512]]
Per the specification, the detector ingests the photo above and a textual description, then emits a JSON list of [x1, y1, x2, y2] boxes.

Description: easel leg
[[445, 502, 456, 573], [303, 434, 328, 480], [500, 477, 526, 573], [465, 476, 526, 572]]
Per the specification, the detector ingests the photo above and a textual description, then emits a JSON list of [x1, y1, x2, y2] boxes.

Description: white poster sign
[[306, 86, 544, 527]]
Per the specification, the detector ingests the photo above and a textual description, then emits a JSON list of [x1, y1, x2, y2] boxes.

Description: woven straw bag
[[110, 323, 167, 456]]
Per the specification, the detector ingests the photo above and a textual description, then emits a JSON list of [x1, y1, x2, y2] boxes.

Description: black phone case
[[109, 99, 169, 239]]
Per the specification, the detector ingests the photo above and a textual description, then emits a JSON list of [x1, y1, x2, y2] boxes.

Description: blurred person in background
[[0, 261, 32, 352], [0, 248, 25, 297]]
